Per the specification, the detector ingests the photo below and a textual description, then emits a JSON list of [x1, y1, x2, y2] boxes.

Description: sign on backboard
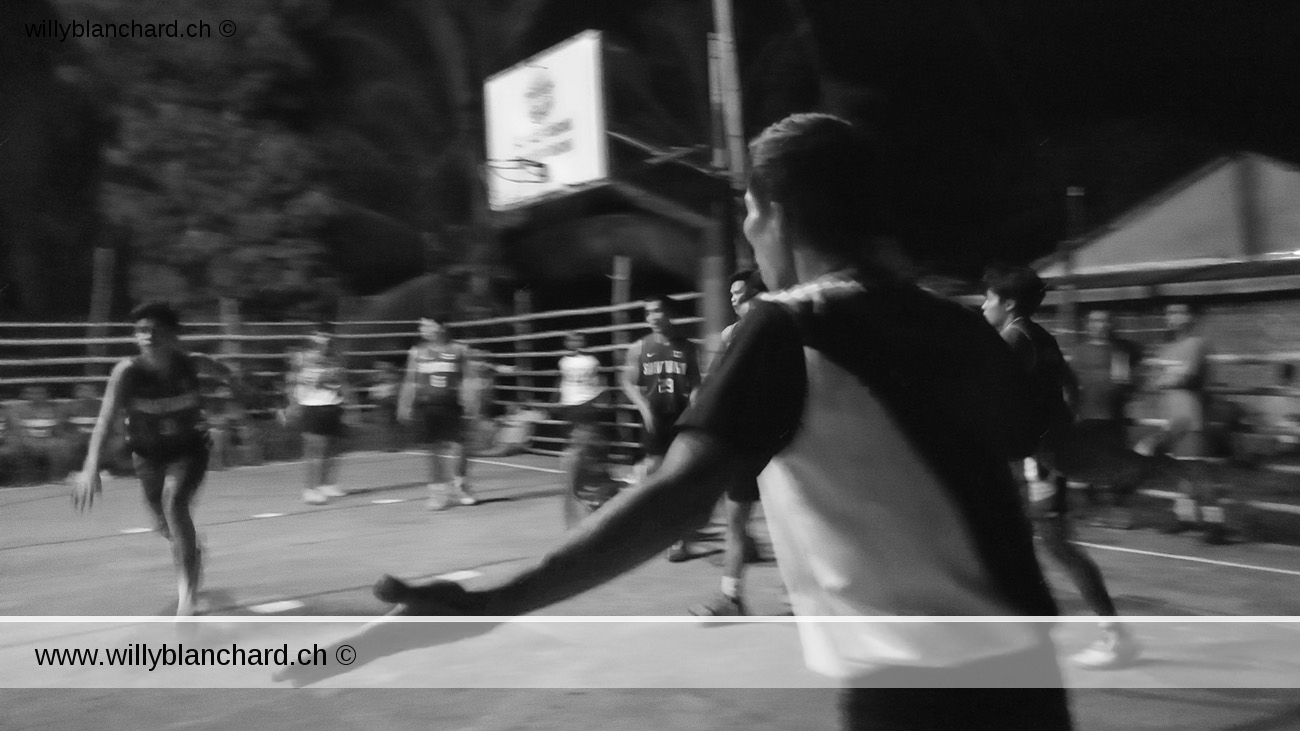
[[484, 30, 608, 210]]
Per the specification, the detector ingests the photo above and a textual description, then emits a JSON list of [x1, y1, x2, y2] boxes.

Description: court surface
[[3, 451, 1300, 730]]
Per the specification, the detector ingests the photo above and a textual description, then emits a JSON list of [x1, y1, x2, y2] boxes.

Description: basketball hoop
[[484, 158, 550, 184]]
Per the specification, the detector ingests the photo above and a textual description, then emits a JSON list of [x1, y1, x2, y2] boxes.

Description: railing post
[[513, 289, 534, 406], [610, 256, 636, 462], [86, 247, 116, 379]]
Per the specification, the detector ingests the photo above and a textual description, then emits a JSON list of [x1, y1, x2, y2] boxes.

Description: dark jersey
[[121, 352, 209, 457], [412, 342, 467, 408], [635, 333, 699, 417], [1073, 339, 1140, 422], [1000, 318, 1075, 441]]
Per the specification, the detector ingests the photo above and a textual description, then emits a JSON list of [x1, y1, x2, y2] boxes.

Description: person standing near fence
[[1138, 302, 1226, 543], [288, 324, 352, 505], [555, 332, 605, 438], [688, 269, 766, 616], [73, 301, 241, 616], [398, 315, 477, 510], [620, 295, 701, 562], [982, 267, 1139, 670], [12, 385, 77, 483]]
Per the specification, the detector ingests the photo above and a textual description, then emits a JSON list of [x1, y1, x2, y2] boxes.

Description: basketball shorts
[[301, 404, 344, 437], [421, 402, 465, 444]]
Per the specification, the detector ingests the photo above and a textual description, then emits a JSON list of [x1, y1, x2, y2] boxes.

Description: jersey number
[[429, 374, 447, 389], [657, 378, 675, 394]]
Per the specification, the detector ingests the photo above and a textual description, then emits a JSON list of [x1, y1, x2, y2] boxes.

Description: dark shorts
[[641, 412, 682, 458], [560, 400, 602, 429], [133, 446, 209, 504], [301, 404, 344, 437], [421, 402, 465, 444]]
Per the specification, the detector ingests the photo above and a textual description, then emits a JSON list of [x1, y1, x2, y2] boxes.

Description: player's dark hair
[[728, 268, 767, 303], [982, 266, 1048, 317], [748, 113, 883, 255], [129, 301, 182, 331]]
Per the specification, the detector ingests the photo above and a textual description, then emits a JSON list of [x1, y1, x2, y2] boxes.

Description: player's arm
[[619, 340, 652, 418], [74, 361, 130, 510], [190, 352, 251, 403], [396, 346, 420, 419]]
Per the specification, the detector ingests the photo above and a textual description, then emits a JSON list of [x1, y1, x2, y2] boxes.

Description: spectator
[[1070, 309, 1143, 528], [368, 360, 403, 452], [1257, 363, 1300, 456], [288, 324, 352, 505], [1137, 302, 1225, 543], [12, 385, 77, 483], [560, 422, 623, 528], [554, 332, 605, 440]]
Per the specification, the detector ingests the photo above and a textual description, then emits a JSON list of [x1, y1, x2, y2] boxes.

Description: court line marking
[[371, 498, 405, 505], [118, 528, 154, 534], [1078, 542, 1300, 578], [467, 458, 563, 475], [251, 512, 284, 519], [437, 570, 482, 582], [249, 600, 304, 614]]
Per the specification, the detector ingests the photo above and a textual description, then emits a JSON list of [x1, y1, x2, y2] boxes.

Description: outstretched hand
[[372, 575, 487, 616], [71, 470, 102, 512]]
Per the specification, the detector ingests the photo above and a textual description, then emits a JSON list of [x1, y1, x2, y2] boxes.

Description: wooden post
[[1061, 187, 1085, 357], [611, 256, 634, 462], [512, 289, 534, 407], [86, 247, 116, 377]]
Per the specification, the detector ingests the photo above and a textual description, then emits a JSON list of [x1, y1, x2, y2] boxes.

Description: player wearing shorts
[[689, 269, 766, 615], [620, 295, 700, 561], [398, 315, 476, 510], [289, 325, 352, 505], [983, 267, 1139, 669], [73, 301, 241, 616], [555, 332, 605, 438]]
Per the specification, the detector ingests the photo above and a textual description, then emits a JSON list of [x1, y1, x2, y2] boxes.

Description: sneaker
[[666, 540, 691, 563], [318, 484, 347, 498], [426, 483, 451, 511], [455, 481, 479, 506], [1072, 626, 1141, 670], [302, 488, 328, 505], [688, 592, 747, 617]]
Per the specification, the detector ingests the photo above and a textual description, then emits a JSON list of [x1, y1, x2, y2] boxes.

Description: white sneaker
[[1072, 626, 1141, 669], [426, 483, 451, 511], [318, 484, 347, 498], [454, 479, 478, 506], [176, 579, 198, 618], [302, 488, 328, 505]]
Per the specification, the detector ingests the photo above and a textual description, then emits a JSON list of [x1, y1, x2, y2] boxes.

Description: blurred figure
[[73, 300, 242, 616], [689, 269, 767, 617], [983, 266, 1139, 670], [1260, 363, 1300, 455], [462, 354, 499, 455], [1071, 310, 1143, 528], [67, 383, 127, 477], [288, 324, 352, 505], [0, 397, 23, 485], [205, 384, 250, 471], [12, 385, 76, 483], [560, 422, 623, 528], [554, 332, 605, 440], [398, 315, 477, 510], [368, 360, 403, 451], [620, 295, 701, 562], [478, 403, 545, 457], [1137, 302, 1225, 542]]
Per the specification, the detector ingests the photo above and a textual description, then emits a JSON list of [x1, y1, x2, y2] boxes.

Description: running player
[[619, 295, 700, 561], [12, 385, 77, 483], [72, 301, 241, 616], [398, 315, 476, 510], [982, 266, 1140, 669], [689, 269, 766, 616], [288, 324, 351, 505]]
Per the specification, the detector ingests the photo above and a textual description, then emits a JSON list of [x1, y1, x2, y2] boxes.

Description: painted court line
[[118, 528, 153, 535], [437, 570, 482, 582], [468, 458, 564, 475], [372, 498, 405, 504], [249, 600, 305, 614], [252, 512, 285, 519], [1079, 542, 1300, 578]]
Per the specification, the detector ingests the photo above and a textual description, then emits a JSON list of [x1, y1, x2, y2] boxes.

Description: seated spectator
[[12, 385, 77, 483], [66, 383, 128, 477], [477, 404, 545, 457]]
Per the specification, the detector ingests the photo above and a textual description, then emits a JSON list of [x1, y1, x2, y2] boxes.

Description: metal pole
[[1061, 186, 1085, 356]]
